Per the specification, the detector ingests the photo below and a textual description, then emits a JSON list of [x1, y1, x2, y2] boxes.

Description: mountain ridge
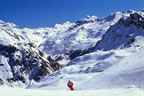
[[1, 10, 144, 89]]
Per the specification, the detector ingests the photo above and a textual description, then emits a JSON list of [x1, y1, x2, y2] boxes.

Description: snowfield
[[1, 9, 144, 96], [0, 87, 143, 96]]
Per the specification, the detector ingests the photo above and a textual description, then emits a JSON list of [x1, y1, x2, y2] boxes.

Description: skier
[[67, 80, 74, 91]]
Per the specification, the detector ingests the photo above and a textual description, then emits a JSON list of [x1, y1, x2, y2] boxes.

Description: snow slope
[[0, 87, 143, 96], [27, 48, 134, 90], [27, 10, 144, 90], [78, 48, 144, 89]]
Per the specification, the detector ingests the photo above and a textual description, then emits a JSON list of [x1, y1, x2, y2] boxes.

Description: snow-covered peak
[[1, 10, 144, 89], [79, 15, 99, 22], [0, 20, 62, 87], [40, 10, 134, 61], [54, 21, 73, 28], [95, 11, 144, 51], [27, 10, 144, 90], [75, 16, 99, 27], [54, 21, 74, 32], [102, 11, 133, 25], [0, 20, 4, 24], [125, 9, 135, 14], [0, 20, 19, 30]]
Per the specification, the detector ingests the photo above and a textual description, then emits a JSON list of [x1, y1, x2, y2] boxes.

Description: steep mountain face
[[39, 11, 134, 64], [0, 21, 61, 87], [5, 10, 133, 65], [95, 11, 144, 51], [27, 10, 144, 90]]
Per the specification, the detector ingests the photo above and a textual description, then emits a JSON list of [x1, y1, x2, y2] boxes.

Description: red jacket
[[67, 81, 74, 91]]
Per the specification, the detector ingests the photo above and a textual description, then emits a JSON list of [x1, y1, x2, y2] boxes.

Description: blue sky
[[0, 0, 144, 28]]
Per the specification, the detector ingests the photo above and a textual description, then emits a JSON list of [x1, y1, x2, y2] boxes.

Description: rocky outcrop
[[0, 42, 61, 86], [95, 12, 144, 51]]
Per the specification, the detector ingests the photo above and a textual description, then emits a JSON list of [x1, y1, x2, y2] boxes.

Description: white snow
[[0, 86, 143, 96], [0, 55, 13, 81], [1, 10, 144, 96]]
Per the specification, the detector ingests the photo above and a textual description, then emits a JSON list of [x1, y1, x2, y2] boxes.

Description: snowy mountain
[[0, 21, 61, 87], [95, 11, 144, 51], [37, 11, 135, 65], [26, 9, 144, 90], [1, 9, 144, 91]]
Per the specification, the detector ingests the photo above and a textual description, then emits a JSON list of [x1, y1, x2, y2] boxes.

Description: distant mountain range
[[0, 9, 144, 89]]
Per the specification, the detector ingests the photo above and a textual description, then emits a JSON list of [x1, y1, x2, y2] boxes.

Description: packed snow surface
[[28, 47, 144, 90], [0, 87, 143, 96]]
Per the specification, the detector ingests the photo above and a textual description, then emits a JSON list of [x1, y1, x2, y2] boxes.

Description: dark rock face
[[0, 44, 18, 55], [0, 43, 61, 85], [68, 49, 88, 60], [124, 12, 144, 28], [0, 20, 62, 87], [0, 78, 4, 85], [47, 56, 62, 71]]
